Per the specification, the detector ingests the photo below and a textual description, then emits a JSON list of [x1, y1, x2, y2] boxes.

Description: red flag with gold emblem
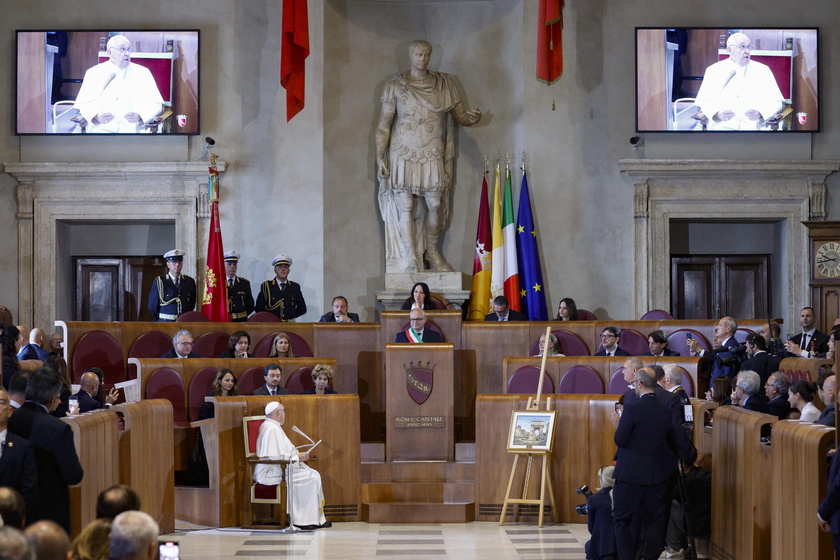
[[202, 161, 230, 321], [537, 0, 564, 84], [281, 0, 310, 121]]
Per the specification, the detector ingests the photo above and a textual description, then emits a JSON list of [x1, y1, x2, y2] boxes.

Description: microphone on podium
[[292, 425, 315, 445]]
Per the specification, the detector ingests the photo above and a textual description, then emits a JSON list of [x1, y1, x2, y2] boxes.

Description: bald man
[[24, 520, 70, 560], [817, 374, 837, 427], [17, 328, 49, 362], [74, 371, 118, 413]]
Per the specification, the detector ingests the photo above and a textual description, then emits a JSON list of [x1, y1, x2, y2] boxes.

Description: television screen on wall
[[16, 29, 199, 135], [635, 27, 819, 132]]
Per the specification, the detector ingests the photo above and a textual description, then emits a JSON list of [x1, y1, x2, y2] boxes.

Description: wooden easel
[[499, 326, 558, 527]]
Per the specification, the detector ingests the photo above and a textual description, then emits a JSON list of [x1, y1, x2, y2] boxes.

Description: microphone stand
[[280, 449, 300, 534]]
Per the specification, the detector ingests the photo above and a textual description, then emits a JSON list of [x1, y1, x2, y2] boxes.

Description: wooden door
[[75, 256, 160, 321], [671, 255, 770, 319]]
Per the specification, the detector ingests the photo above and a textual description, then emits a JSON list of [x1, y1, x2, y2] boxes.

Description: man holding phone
[[74, 371, 119, 413]]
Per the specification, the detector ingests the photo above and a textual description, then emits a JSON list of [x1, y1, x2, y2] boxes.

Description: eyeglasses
[[731, 44, 751, 51], [177, 341, 194, 346], [112, 47, 135, 54], [600, 334, 616, 339], [409, 318, 425, 322]]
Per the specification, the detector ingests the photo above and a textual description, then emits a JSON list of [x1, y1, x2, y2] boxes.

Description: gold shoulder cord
[[156, 276, 183, 315]]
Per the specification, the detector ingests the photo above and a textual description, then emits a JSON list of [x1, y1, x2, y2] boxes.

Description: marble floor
[[161, 520, 594, 559]]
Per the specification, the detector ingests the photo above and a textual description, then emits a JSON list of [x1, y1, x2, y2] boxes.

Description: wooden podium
[[385, 343, 454, 461]]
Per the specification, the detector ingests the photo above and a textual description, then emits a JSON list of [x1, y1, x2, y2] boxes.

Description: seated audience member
[[661, 364, 689, 401], [817, 372, 837, 427], [0, 526, 31, 560], [789, 380, 820, 421], [0, 389, 37, 515], [254, 401, 331, 530], [47, 333, 63, 357], [268, 332, 296, 358], [595, 327, 629, 357], [24, 520, 70, 560], [585, 465, 617, 560], [821, 325, 840, 361], [160, 329, 200, 359], [96, 484, 141, 520], [82, 367, 106, 406], [665, 459, 712, 558], [765, 372, 793, 420], [555, 297, 579, 321], [306, 364, 337, 395], [532, 332, 564, 357], [395, 309, 443, 343], [740, 333, 782, 390], [484, 296, 527, 322], [45, 355, 73, 418], [786, 306, 830, 358], [251, 363, 289, 396], [68, 518, 112, 560], [731, 370, 769, 413], [2, 325, 21, 390], [402, 282, 432, 310], [15, 327, 28, 351], [108, 511, 159, 560], [644, 330, 680, 357], [198, 368, 238, 420], [319, 296, 360, 323], [705, 377, 733, 406], [7, 370, 30, 408], [219, 330, 253, 358], [8, 367, 84, 533], [74, 372, 118, 413], [0, 487, 27, 529], [16, 328, 49, 362]]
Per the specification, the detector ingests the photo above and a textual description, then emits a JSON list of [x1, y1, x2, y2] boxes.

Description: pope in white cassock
[[74, 34, 164, 133], [695, 32, 784, 130], [254, 401, 328, 528]]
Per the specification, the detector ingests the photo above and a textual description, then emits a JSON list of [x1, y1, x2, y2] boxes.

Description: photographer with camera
[[686, 316, 743, 380], [581, 466, 617, 560]]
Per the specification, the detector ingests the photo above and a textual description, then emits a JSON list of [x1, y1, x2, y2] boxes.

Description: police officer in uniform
[[254, 254, 307, 321], [147, 249, 197, 321], [224, 250, 254, 322]]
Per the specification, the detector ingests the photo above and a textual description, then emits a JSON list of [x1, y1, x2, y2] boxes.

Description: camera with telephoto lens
[[574, 484, 593, 515], [718, 346, 747, 367]]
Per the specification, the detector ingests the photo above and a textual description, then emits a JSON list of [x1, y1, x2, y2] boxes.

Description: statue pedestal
[[376, 272, 471, 311]]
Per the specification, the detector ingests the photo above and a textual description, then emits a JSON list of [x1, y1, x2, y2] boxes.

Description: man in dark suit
[[819, 420, 840, 558], [733, 370, 770, 413], [147, 249, 197, 322], [16, 328, 49, 362], [817, 373, 836, 427], [765, 372, 792, 419], [395, 310, 444, 343], [250, 363, 290, 396], [787, 306, 830, 358], [319, 296, 360, 323], [160, 329, 201, 359], [224, 250, 255, 322], [613, 368, 696, 560], [74, 372, 118, 413], [741, 333, 782, 391], [7, 368, 83, 534], [0, 388, 37, 521], [483, 296, 527, 321], [643, 330, 680, 357], [595, 326, 631, 357], [254, 254, 307, 321], [687, 316, 742, 380]]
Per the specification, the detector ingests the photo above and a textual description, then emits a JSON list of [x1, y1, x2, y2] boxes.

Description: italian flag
[[502, 167, 521, 311]]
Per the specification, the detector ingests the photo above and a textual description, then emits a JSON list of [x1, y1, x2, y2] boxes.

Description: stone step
[[362, 481, 474, 503], [361, 501, 475, 524], [362, 461, 475, 483]]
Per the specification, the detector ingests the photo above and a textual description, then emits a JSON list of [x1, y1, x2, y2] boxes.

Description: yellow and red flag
[[202, 158, 230, 321]]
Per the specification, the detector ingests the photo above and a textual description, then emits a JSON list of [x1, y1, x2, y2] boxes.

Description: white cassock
[[74, 61, 164, 133], [695, 58, 784, 130], [253, 418, 326, 526]]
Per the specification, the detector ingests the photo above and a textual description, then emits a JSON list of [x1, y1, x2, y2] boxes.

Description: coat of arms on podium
[[405, 361, 434, 405]]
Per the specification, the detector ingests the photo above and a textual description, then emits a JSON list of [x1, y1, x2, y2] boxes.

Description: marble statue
[[376, 40, 481, 272]]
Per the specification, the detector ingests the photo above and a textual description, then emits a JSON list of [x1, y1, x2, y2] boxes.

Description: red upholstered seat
[[71, 330, 125, 384], [248, 312, 281, 322], [528, 330, 590, 357], [128, 330, 174, 359], [558, 366, 605, 394], [507, 366, 555, 395], [192, 331, 229, 359], [145, 367, 188, 427], [608, 367, 629, 395], [254, 484, 279, 500], [188, 367, 219, 421], [177, 311, 210, 322], [641, 309, 674, 320], [252, 332, 313, 358], [238, 366, 267, 396], [286, 367, 314, 394], [666, 329, 710, 357], [398, 320, 446, 342], [576, 309, 597, 320], [734, 328, 755, 345], [242, 415, 285, 526]]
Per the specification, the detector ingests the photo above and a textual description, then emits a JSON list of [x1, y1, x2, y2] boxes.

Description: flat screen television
[[635, 27, 819, 132], [16, 29, 199, 135]]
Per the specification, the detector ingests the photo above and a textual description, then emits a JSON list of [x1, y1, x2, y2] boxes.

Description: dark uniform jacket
[[148, 274, 197, 321], [255, 279, 307, 321], [226, 276, 254, 322]]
